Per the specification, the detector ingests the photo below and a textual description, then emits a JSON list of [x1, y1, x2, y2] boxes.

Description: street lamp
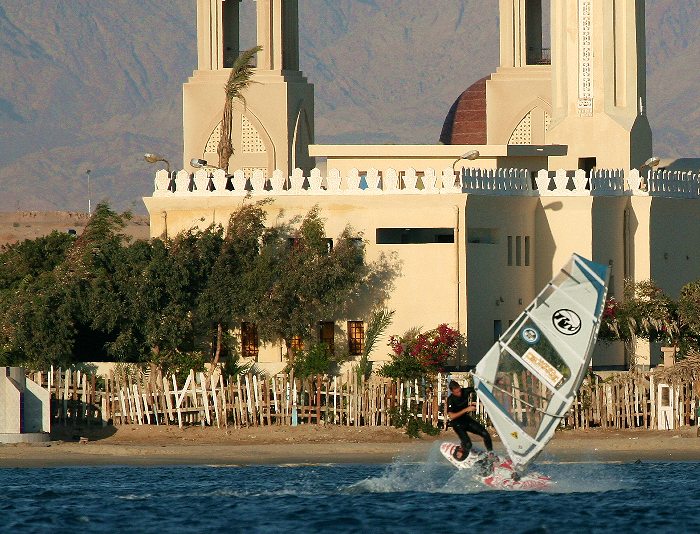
[[144, 153, 171, 174], [190, 158, 225, 171], [640, 156, 661, 171], [452, 150, 480, 170], [86, 169, 92, 215]]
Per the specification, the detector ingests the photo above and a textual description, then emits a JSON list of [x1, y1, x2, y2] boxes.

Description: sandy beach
[[2, 425, 700, 468]]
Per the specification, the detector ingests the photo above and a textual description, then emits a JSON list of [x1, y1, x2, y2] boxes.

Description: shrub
[[379, 324, 464, 380]]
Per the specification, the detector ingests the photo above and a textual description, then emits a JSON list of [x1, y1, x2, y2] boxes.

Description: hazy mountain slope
[[0, 0, 697, 213]]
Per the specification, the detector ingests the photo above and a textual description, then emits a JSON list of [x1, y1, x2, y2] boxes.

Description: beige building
[[144, 0, 700, 372]]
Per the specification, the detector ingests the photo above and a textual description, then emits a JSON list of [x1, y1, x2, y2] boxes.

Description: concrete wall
[[465, 195, 538, 362], [0, 368, 50, 438]]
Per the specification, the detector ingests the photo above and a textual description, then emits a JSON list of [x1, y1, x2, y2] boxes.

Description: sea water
[[2, 447, 699, 533]]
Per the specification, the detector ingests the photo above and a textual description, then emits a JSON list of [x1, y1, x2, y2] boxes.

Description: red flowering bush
[[381, 324, 464, 380]]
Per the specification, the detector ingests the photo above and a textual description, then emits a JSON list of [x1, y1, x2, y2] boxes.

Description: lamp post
[[638, 157, 661, 191], [190, 158, 225, 172], [452, 150, 480, 171], [144, 153, 171, 174], [640, 156, 661, 172], [86, 169, 92, 215]]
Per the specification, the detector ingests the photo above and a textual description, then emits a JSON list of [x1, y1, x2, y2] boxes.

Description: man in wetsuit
[[446, 380, 494, 462]]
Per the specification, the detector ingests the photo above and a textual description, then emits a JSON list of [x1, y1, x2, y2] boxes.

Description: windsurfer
[[446, 380, 494, 462]]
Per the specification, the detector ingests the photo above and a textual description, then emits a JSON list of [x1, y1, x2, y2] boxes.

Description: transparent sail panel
[[507, 318, 572, 385], [492, 349, 554, 437]]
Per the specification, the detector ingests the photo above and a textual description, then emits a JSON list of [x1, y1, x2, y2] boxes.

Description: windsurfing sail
[[473, 254, 609, 472]]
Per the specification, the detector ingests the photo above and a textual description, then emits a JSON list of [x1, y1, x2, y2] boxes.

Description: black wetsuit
[[447, 387, 493, 453]]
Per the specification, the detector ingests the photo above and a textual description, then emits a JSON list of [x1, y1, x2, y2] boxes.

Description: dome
[[439, 75, 490, 145]]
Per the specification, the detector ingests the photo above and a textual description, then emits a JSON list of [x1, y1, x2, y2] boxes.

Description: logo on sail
[[552, 309, 581, 335], [521, 327, 540, 344], [523, 348, 565, 388]]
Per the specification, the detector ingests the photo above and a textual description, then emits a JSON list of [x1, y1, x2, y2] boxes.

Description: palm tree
[[217, 46, 262, 172]]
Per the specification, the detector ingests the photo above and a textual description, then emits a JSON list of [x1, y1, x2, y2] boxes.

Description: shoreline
[[2, 427, 700, 468]]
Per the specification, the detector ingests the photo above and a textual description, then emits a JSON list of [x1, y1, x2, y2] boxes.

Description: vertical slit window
[[508, 236, 513, 266], [516, 236, 523, 266], [525, 236, 531, 266]]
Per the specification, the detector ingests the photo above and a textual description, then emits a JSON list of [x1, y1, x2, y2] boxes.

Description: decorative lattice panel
[[241, 116, 267, 153], [508, 112, 532, 145], [204, 121, 222, 154], [544, 111, 552, 133]]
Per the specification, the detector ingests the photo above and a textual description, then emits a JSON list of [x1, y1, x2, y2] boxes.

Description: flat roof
[[309, 144, 567, 158]]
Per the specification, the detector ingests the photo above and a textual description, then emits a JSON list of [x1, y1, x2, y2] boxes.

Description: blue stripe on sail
[[574, 254, 609, 315]]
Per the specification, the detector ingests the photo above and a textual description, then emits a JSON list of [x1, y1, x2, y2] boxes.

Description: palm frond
[[363, 309, 395, 359], [217, 46, 262, 171], [224, 45, 262, 106]]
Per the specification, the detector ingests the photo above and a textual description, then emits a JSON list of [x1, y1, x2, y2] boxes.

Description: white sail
[[473, 254, 609, 472]]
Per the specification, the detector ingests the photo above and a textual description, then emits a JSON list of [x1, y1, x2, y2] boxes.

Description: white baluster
[[573, 169, 588, 194], [174, 170, 191, 195], [535, 169, 550, 195], [211, 169, 227, 194], [232, 170, 246, 194], [327, 168, 342, 192], [154, 170, 171, 195], [553, 169, 568, 193], [366, 168, 381, 192], [384, 168, 399, 192], [308, 168, 323, 192], [627, 169, 643, 194], [270, 169, 285, 193], [251, 169, 265, 193], [423, 168, 437, 191], [441, 168, 458, 192], [290, 168, 305, 193], [193, 169, 209, 194], [345, 168, 361, 192], [403, 168, 418, 192]]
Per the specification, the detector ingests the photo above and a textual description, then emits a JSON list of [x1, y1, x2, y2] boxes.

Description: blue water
[[2, 446, 698, 533]]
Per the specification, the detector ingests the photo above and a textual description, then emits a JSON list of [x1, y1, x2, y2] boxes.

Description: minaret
[[547, 0, 652, 170], [485, 0, 552, 146], [183, 0, 314, 176]]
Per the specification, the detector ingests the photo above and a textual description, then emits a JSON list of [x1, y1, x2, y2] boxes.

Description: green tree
[[253, 206, 368, 365], [0, 231, 74, 291], [601, 279, 700, 362], [197, 201, 269, 369]]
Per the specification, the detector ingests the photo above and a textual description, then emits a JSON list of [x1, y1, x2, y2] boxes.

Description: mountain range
[[0, 0, 698, 214]]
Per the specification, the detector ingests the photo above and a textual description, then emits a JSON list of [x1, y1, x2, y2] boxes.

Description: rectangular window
[[241, 322, 259, 360], [290, 335, 304, 352], [318, 321, 335, 354], [516, 236, 522, 266], [376, 228, 454, 244], [493, 320, 503, 343], [468, 228, 499, 245], [525, 236, 531, 266], [348, 321, 365, 356], [507, 236, 513, 266]]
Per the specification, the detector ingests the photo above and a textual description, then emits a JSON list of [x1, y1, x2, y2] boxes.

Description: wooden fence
[[33, 367, 700, 431], [34, 367, 448, 429], [567, 372, 699, 430]]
